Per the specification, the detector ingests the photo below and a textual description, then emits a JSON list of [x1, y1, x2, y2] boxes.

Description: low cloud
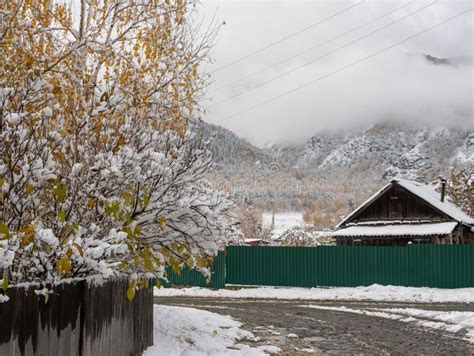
[[200, 1, 473, 146]]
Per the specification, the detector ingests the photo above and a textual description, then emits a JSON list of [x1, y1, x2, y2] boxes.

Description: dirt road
[[155, 296, 474, 354]]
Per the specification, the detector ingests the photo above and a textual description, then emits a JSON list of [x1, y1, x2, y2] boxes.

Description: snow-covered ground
[[154, 284, 474, 303], [143, 305, 280, 355], [302, 305, 474, 343]]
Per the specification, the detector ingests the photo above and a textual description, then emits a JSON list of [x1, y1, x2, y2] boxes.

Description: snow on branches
[[277, 228, 335, 247], [0, 0, 234, 298], [447, 169, 473, 216]]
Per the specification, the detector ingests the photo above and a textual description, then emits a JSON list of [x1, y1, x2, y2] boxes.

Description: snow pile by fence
[[143, 305, 280, 355], [154, 284, 474, 303]]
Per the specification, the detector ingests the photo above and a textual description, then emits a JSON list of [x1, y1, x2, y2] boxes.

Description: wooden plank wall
[[0, 279, 153, 356]]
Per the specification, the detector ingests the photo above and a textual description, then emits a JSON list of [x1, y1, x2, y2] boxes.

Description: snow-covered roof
[[331, 222, 458, 238], [393, 178, 474, 225], [336, 178, 474, 228], [243, 238, 270, 244]]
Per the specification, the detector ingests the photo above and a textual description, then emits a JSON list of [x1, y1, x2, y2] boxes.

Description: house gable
[[343, 183, 451, 225]]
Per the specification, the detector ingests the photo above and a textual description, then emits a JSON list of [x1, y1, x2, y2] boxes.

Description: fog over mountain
[[199, 1, 473, 146]]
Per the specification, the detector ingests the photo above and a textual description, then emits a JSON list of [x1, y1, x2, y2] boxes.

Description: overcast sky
[[197, 0, 473, 146]]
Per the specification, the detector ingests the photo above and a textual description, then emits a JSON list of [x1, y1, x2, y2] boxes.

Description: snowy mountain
[[195, 122, 273, 172], [202, 121, 473, 181], [452, 131, 474, 166], [296, 123, 473, 180], [199, 120, 472, 227], [292, 123, 472, 180], [307, 123, 415, 172]]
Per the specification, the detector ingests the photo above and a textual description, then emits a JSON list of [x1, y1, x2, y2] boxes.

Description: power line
[[211, 1, 365, 74], [210, 0, 417, 95], [211, 0, 438, 108], [214, 7, 473, 124]]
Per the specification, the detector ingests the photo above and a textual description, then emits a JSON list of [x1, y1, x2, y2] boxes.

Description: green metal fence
[[162, 250, 226, 289], [226, 245, 474, 288], [160, 245, 474, 289]]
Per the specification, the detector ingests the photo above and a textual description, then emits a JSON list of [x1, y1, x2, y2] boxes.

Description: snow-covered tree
[[277, 227, 335, 247], [447, 169, 473, 215], [0, 0, 234, 299]]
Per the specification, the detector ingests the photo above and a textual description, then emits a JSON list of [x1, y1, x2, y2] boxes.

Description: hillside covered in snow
[[198, 121, 473, 228], [200, 121, 473, 179], [289, 122, 472, 179]]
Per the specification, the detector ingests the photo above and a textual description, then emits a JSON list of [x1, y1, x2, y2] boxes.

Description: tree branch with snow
[[0, 0, 235, 300]]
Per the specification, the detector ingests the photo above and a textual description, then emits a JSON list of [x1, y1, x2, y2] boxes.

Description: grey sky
[[198, 0, 473, 147]]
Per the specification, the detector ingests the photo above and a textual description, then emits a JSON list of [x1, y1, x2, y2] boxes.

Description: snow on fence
[[0, 279, 153, 356], [163, 245, 474, 289]]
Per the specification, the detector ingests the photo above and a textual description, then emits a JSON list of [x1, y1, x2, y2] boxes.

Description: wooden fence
[[0, 279, 153, 356], [165, 245, 474, 289]]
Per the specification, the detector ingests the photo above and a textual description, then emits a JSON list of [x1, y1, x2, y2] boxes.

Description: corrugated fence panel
[[225, 245, 474, 288], [154, 246, 474, 289]]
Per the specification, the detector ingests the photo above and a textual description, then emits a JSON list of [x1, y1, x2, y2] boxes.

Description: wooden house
[[332, 178, 474, 246]]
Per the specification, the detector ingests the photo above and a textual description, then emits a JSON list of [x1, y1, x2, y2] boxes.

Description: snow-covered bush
[[0, 0, 234, 299], [277, 227, 335, 247]]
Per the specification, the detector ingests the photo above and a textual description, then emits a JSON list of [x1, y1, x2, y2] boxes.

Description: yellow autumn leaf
[[196, 256, 208, 269], [25, 184, 34, 194], [144, 255, 154, 272], [19, 223, 35, 246], [57, 256, 71, 275], [1, 276, 9, 291], [58, 210, 66, 222], [73, 243, 84, 257], [126, 286, 135, 301], [159, 216, 166, 228], [87, 198, 95, 209], [52, 183, 67, 204], [112, 135, 125, 153], [0, 222, 9, 239]]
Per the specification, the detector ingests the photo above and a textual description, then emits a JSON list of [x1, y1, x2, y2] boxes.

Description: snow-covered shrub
[[277, 227, 335, 247], [0, 0, 235, 299]]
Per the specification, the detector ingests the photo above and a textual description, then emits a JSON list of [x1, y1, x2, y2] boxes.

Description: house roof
[[394, 178, 474, 225], [331, 222, 458, 238], [244, 239, 271, 244], [336, 178, 474, 228]]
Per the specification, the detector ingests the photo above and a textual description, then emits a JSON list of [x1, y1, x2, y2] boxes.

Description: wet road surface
[[155, 296, 474, 355]]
